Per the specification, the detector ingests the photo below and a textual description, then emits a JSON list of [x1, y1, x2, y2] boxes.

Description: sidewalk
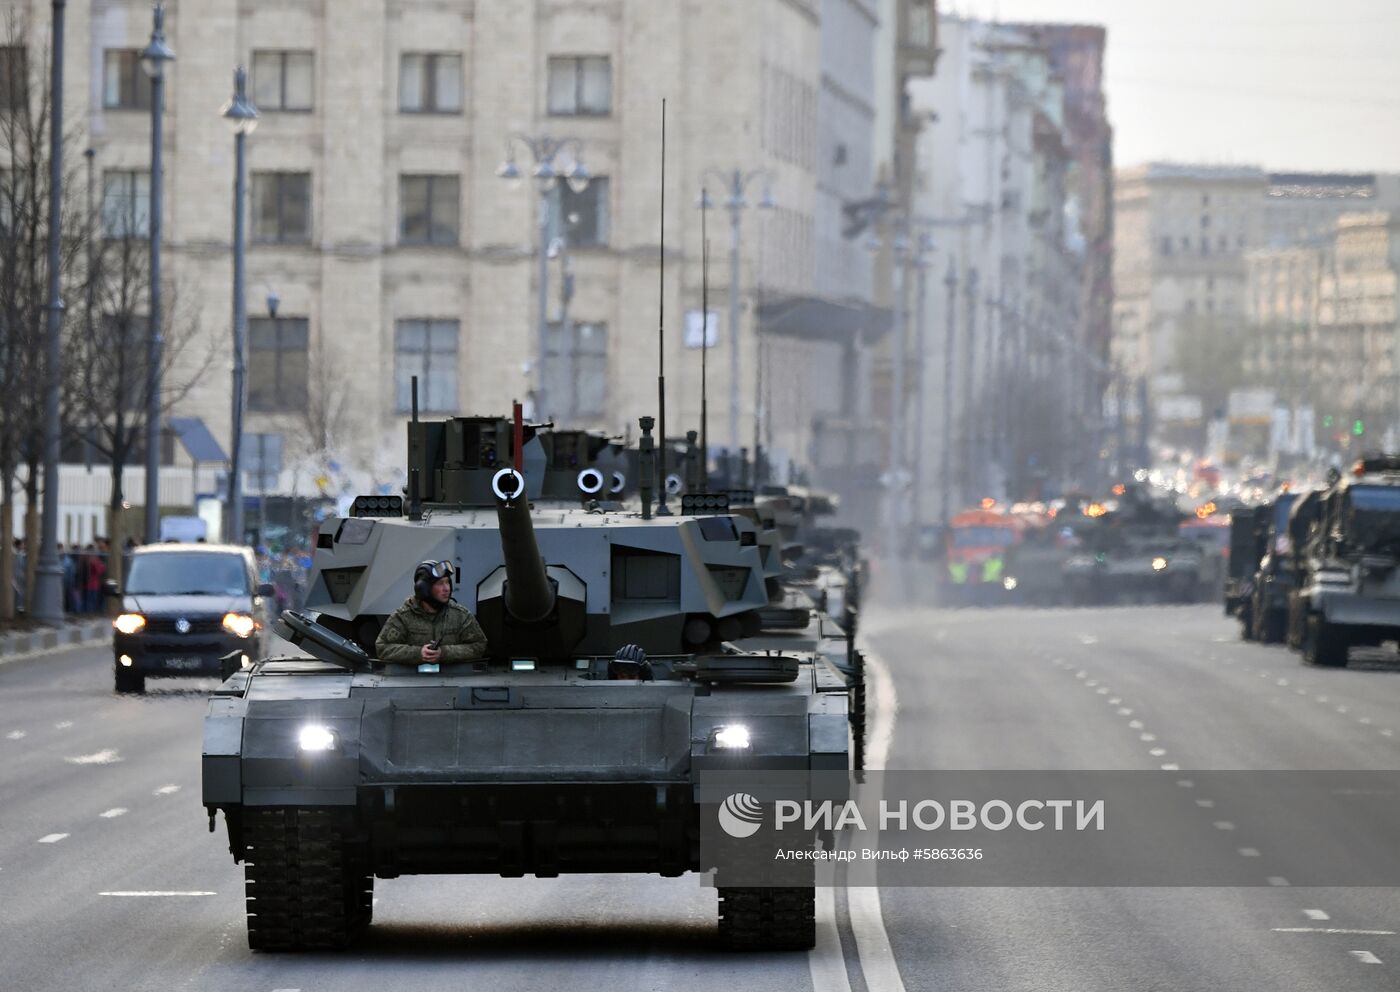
[[0, 617, 112, 665]]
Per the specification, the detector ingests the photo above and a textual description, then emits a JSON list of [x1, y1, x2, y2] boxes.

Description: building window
[[546, 56, 611, 116], [543, 321, 607, 418], [101, 170, 150, 238], [248, 317, 309, 412], [102, 49, 153, 110], [399, 53, 462, 113], [399, 174, 460, 246], [252, 50, 314, 112], [251, 172, 311, 244], [547, 177, 609, 247], [394, 319, 458, 412], [0, 46, 26, 111]]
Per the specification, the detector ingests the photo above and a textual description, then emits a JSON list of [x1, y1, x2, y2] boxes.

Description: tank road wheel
[[717, 887, 816, 951], [244, 809, 369, 951], [1303, 615, 1349, 669]]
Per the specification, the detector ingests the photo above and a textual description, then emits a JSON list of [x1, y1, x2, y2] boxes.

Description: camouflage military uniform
[[375, 597, 489, 664]]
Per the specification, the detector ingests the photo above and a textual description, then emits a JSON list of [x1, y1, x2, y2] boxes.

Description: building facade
[[3, 0, 900, 540]]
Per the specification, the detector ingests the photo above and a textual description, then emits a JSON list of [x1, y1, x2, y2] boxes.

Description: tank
[[201, 407, 852, 952], [1291, 455, 1400, 667], [1067, 487, 1203, 605]]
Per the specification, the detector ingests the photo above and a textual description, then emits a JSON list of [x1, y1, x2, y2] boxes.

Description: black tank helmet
[[414, 559, 454, 602]]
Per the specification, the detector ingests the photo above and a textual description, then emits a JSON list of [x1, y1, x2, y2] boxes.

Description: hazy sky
[[952, 0, 1400, 173]]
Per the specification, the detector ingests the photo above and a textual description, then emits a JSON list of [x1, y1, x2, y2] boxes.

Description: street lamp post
[[698, 169, 774, 452], [940, 259, 958, 524], [140, 2, 174, 544], [497, 136, 590, 422], [31, 0, 68, 624], [910, 233, 933, 526], [222, 67, 257, 545]]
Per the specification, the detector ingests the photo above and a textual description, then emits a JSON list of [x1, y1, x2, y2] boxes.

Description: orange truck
[[944, 508, 1022, 601]]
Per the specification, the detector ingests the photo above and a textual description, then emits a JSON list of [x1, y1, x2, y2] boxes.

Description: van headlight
[[1152, 557, 1169, 572], [222, 613, 256, 638], [113, 613, 146, 635], [298, 724, 337, 752]]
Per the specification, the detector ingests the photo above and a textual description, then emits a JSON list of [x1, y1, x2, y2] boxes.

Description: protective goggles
[[418, 560, 454, 580]]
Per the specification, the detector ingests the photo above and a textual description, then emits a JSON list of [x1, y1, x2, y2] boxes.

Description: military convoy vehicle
[[1287, 456, 1400, 667], [1065, 488, 1203, 605], [202, 407, 853, 952], [1242, 492, 1299, 643], [1224, 505, 1264, 627]]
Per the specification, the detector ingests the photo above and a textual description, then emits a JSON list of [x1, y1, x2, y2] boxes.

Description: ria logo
[[718, 793, 765, 839]]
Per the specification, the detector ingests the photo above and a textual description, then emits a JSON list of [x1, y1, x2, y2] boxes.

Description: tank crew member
[[375, 559, 488, 664]]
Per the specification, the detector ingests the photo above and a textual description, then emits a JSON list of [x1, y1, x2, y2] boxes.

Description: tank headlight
[[222, 613, 256, 638], [1003, 576, 1018, 591], [113, 613, 146, 634], [1152, 557, 1169, 572], [711, 724, 751, 750], [298, 724, 337, 752]]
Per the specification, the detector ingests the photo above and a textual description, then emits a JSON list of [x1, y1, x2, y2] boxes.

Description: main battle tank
[[201, 406, 850, 952]]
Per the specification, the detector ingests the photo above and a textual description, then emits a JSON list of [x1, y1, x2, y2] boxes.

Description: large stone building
[[3, 0, 903, 541], [908, 14, 1109, 511]]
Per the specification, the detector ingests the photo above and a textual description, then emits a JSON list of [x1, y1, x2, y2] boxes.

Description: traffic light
[[1353, 419, 1365, 436], [1322, 415, 1334, 429]]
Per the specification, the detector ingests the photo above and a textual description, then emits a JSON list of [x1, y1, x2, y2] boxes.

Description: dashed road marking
[[1214, 821, 1236, 830], [38, 833, 69, 844], [1117, 707, 1133, 716], [1350, 951, 1383, 965], [66, 749, 121, 765], [1196, 799, 1215, 808], [1305, 909, 1331, 921], [1337, 706, 1350, 715], [1317, 696, 1330, 703], [99, 808, 127, 818], [1129, 719, 1144, 730], [54, 720, 73, 729], [1273, 928, 1394, 935], [1295, 688, 1308, 696], [1096, 687, 1109, 695], [153, 784, 180, 796], [1140, 733, 1157, 742], [1382, 729, 1395, 738], [1086, 679, 1099, 688], [1078, 634, 1099, 645], [1239, 847, 1261, 857], [1276, 679, 1290, 687], [1177, 779, 1195, 788], [1267, 877, 1290, 887], [1148, 747, 1167, 757], [1161, 763, 1180, 770], [1359, 717, 1373, 725], [6, 730, 27, 740], [1108, 697, 1122, 705], [99, 891, 217, 897]]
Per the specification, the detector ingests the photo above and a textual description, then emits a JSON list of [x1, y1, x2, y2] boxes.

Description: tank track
[[717, 886, 816, 950], [244, 808, 372, 951]]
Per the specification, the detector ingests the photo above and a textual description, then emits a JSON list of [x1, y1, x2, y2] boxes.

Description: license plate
[[164, 656, 205, 670]]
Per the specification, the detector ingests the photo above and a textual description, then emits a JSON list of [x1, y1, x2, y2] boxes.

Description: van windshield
[[125, 553, 250, 596]]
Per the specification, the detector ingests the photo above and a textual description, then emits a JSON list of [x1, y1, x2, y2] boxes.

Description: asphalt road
[[3, 592, 1399, 990]]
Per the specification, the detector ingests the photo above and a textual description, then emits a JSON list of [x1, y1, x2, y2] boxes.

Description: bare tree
[[64, 227, 214, 588], [0, 14, 90, 619]]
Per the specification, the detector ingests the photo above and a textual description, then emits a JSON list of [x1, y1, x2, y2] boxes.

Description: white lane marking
[[1336, 706, 1350, 715], [153, 784, 180, 796], [1149, 748, 1167, 757], [1304, 909, 1331, 921], [1295, 688, 1308, 696], [1129, 720, 1144, 730], [1382, 729, 1395, 738], [1274, 928, 1395, 935], [54, 720, 73, 729], [66, 749, 121, 765], [99, 808, 127, 818], [1214, 821, 1236, 830], [1267, 877, 1290, 887], [99, 891, 216, 897], [1350, 951, 1383, 964], [1140, 733, 1157, 742], [1161, 763, 1181, 771], [6, 730, 27, 740], [1196, 799, 1215, 808], [1086, 679, 1099, 687], [1075, 670, 1087, 679], [808, 881, 853, 992], [1096, 687, 1109, 695], [1276, 679, 1290, 687], [1117, 707, 1133, 716], [1078, 634, 1099, 645], [1239, 847, 1261, 857], [1108, 697, 1122, 705], [1317, 696, 1329, 703], [849, 647, 906, 992], [38, 833, 69, 843], [1177, 779, 1195, 788], [1359, 717, 1373, 726]]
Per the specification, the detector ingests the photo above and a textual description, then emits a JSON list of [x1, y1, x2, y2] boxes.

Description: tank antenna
[[408, 375, 422, 520], [700, 187, 710, 492], [512, 400, 524, 472], [656, 98, 671, 515]]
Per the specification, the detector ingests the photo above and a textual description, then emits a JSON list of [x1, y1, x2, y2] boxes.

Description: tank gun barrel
[[491, 468, 557, 623]]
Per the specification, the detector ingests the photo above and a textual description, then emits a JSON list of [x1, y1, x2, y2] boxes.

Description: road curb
[[0, 618, 111, 666]]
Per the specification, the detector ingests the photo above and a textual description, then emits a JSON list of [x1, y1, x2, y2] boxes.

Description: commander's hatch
[[270, 610, 374, 672]]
